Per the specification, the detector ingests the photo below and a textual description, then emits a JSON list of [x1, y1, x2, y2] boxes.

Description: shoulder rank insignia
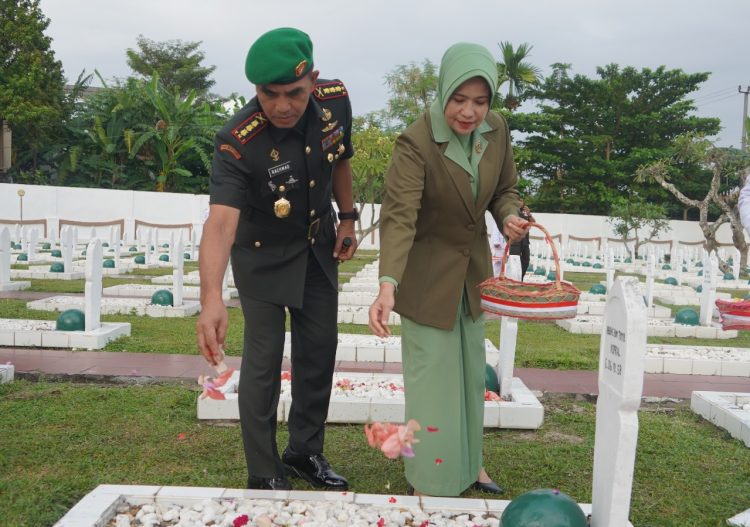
[[219, 143, 242, 160], [314, 81, 348, 101], [231, 112, 268, 144]]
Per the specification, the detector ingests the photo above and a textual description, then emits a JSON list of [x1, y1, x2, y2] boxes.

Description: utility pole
[[740, 85, 750, 151]]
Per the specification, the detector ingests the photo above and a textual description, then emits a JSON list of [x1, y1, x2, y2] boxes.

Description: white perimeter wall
[[0, 182, 742, 250]]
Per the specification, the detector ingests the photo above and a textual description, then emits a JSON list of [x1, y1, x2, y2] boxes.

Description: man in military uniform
[[196, 27, 358, 491]]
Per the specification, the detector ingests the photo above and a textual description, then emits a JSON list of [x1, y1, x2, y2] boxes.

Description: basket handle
[[500, 222, 563, 288]]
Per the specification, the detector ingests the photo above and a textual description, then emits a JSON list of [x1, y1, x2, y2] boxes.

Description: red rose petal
[[377, 518, 385, 527], [427, 426, 439, 432], [388, 496, 397, 503], [435, 458, 443, 465], [177, 433, 186, 440]]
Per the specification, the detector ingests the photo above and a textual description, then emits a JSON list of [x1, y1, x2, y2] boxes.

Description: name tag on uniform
[[268, 161, 292, 178]]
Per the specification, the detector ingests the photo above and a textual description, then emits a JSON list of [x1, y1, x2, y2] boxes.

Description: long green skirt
[[401, 298, 486, 496]]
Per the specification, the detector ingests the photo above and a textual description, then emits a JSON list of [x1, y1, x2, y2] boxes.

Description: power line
[[693, 87, 736, 102], [698, 93, 740, 107]]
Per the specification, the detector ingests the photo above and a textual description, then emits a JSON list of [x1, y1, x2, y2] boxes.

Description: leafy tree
[[129, 76, 222, 192], [636, 134, 750, 270], [509, 63, 721, 216], [350, 120, 395, 242], [495, 41, 541, 111], [383, 60, 438, 130], [0, 0, 67, 178], [126, 35, 216, 98], [607, 197, 669, 259]]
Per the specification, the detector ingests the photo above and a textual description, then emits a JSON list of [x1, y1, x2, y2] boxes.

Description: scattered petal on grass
[[426, 426, 439, 432], [435, 458, 443, 465], [177, 433, 186, 441]]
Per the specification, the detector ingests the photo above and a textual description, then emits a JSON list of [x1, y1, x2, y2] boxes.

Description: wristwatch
[[337, 209, 359, 221]]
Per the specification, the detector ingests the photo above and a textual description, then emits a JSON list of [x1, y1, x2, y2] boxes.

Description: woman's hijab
[[429, 42, 498, 190]]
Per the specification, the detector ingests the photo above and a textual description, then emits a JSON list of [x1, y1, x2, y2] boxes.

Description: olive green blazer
[[379, 111, 519, 330]]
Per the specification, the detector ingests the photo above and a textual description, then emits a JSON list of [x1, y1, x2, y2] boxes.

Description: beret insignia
[[231, 112, 268, 144], [314, 81, 348, 101], [295, 60, 308, 77]]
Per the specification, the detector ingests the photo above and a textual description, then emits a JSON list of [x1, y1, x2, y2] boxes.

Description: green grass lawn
[[0, 381, 747, 526]]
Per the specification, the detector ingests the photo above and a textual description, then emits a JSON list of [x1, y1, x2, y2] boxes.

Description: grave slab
[[0, 318, 130, 350], [0, 363, 14, 383], [54, 484, 614, 527], [27, 296, 201, 317], [103, 283, 238, 299], [690, 391, 750, 447]]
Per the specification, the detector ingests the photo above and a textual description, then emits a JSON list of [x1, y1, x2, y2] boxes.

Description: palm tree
[[496, 42, 542, 111]]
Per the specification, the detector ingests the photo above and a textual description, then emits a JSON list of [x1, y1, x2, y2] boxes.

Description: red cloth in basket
[[715, 299, 750, 330], [479, 222, 581, 321]]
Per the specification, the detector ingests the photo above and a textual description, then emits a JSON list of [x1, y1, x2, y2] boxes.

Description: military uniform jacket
[[209, 79, 353, 308], [379, 111, 519, 330]]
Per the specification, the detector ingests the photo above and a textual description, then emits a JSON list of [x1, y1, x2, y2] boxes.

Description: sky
[[40, 0, 750, 148]]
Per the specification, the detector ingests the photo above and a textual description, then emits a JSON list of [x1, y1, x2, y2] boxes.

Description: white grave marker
[[498, 255, 522, 400], [591, 277, 647, 527], [732, 248, 741, 280], [61, 227, 73, 272], [0, 227, 10, 284], [606, 249, 615, 292], [644, 253, 655, 308], [190, 227, 198, 260], [699, 254, 715, 326], [113, 225, 121, 269], [84, 239, 103, 332], [27, 228, 39, 261], [173, 235, 185, 307]]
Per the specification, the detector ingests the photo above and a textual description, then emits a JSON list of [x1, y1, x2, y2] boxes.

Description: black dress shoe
[[282, 448, 349, 490], [247, 475, 292, 490], [471, 480, 504, 495]]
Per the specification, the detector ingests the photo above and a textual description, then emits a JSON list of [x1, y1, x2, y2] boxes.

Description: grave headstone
[[591, 277, 647, 527], [699, 254, 715, 326], [61, 226, 73, 272], [84, 239, 103, 332], [173, 235, 184, 307], [675, 249, 683, 286], [644, 253, 655, 308], [498, 255, 522, 400], [89, 226, 97, 242], [27, 228, 39, 261], [606, 249, 615, 292], [732, 248, 741, 280], [113, 226, 121, 269], [144, 230, 152, 264], [190, 227, 198, 260], [0, 227, 10, 284]]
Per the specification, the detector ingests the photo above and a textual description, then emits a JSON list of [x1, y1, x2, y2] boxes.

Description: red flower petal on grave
[[281, 371, 292, 381], [233, 514, 249, 527], [177, 433, 186, 440], [435, 458, 443, 465], [377, 518, 385, 527], [420, 521, 429, 527], [426, 426, 439, 432], [388, 496, 397, 503]]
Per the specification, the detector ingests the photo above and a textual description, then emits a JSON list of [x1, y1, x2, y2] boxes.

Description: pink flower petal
[[435, 458, 443, 465], [388, 497, 397, 503], [177, 433, 186, 440], [427, 426, 439, 432]]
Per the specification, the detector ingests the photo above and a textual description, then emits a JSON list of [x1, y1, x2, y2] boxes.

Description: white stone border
[[556, 317, 738, 339], [0, 319, 131, 349], [0, 280, 30, 291], [690, 391, 750, 447], [10, 270, 85, 280], [0, 363, 14, 383], [645, 345, 750, 376], [102, 284, 238, 300], [26, 296, 201, 318], [197, 373, 543, 429], [54, 484, 614, 527]]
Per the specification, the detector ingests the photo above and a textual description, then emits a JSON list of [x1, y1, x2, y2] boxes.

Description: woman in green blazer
[[368, 42, 529, 497]]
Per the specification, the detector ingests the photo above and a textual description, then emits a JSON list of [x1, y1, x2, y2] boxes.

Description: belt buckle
[[307, 218, 321, 240]]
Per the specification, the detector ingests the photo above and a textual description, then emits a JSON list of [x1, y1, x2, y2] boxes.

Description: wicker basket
[[479, 222, 581, 320], [715, 299, 750, 330]]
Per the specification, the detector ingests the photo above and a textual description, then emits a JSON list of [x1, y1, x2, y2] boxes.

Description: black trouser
[[237, 253, 338, 478], [520, 245, 530, 280]]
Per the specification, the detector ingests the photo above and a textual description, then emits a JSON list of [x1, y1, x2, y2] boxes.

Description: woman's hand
[[369, 282, 396, 338], [503, 214, 531, 242]]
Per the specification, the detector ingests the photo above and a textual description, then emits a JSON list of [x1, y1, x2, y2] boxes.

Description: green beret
[[245, 27, 314, 85]]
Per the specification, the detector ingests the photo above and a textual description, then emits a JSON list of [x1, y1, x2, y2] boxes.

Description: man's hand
[[333, 220, 357, 261], [196, 297, 229, 367], [369, 282, 396, 338], [503, 214, 531, 242]]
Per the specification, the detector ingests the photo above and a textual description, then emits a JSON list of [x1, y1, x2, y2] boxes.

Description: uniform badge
[[321, 126, 345, 151], [219, 144, 242, 160], [321, 108, 332, 122], [314, 81, 348, 101], [322, 120, 338, 133], [231, 112, 268, 144], [337, 143, 345, 155], [274, 197, 291, 218], [270, 148, 280, 161], [475, 141, 482, 154]]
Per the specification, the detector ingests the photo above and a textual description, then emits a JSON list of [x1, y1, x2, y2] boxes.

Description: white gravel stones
[[0, 318, 56, 331], [647, 344, 750, 362], [108, 497, 502, 527]]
